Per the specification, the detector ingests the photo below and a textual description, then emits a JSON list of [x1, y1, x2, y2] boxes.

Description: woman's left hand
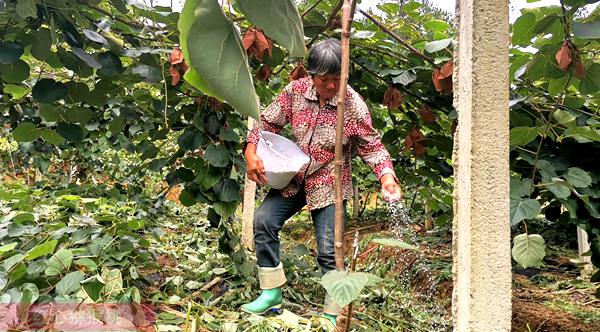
[[380, 174, 403, 202]]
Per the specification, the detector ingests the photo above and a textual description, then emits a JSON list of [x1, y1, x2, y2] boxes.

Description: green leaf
[[213, 201, 238, 218], [548, 75, 569, 96], [424, 38, 452, 53], [353, 272, 383, 287], [13, 122, 43, 142], [0, 242, 18, 253], [552, 109, 577, 126], [213, 178, 240, 202], [57, 47, 93, 77], [0, 42, 24, 64], [544, 178, 571, 198], [572, 21, 600, 39], [56, 271, 85, 295], [424, 20, 450, 32], [2, 254, 24, 271], [33, 78, 67, 104], [25, 240, 58, 261], [205, 144, 230, 167], [564, 126, 600, 142], [178, 130, 204, 151], [564, 167, 592, 188], [372, 238, 419, 250], [82, 275, 105, 301], [16, 0, 37, 18], [198, 166, 222, 190], [56, 122, 85, 143], [40, 129, 65, 145], [45, 249, 73, 276], [510, 126, 542, 146], [392, 71, 417, 86], [82, 29, 108, 45], [20, 283, 39, 304], [533, 14, 559, 34], [0, 60, 30, 83], [97, 52, 124, 76], [527, 45, 563, 81], [109, 115, 126, 135], [579, 63, 600, 95], [75, 258, 98, 272], [321, 270, 368, 308], [63, 107, 94, 124], [510, 197, 540, 226], [512, 233, 545, 268], [236, 0, 305, 57], [512, 13, 537, 46], [179, 189, 197, 207], [219, 127, 240, 142], [179, 0, 260, 119], [4, 84, 30, 99], [101, 268, 123, 298], [71, 48, 102, 69]]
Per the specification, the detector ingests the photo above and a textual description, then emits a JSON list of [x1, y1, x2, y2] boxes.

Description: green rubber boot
[[323, 313, 337, 326], [240, 288, 283, 315]]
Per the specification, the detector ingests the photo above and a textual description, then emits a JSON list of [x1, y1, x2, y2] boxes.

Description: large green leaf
[[321, 270, 368, 308], [527, 45, 563, 81], [82, 275, 105, 301], [56, 271, 85, 295], [579, 63, 600, 95], [0, 41, 24, 64], [512, 13, 537, 46], [56, 122, 85, 143], [236, 0, 306, 58], [16, 0, 37, 19], [0, 60, 30, 83], [32, 78, 67, 104], [510, 197, 540, 226], [424, 38, 452, 53], [510, 126, 542, 146], [13, 122, 43, 142], [25, 240, 58, 261], [213, 178, 240, 202], [544, 178, 571, 198], [178, 0, 260, 119], [563, 167, 592, 188], [512, 233, 545, 268], [572, 21, 600, 39], [205, 144, 230, 167], [45, 249, 73, 276], [40, 129, 65, 145]]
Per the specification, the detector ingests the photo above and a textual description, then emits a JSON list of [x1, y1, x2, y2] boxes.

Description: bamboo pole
[[334, 0, 356, 271]]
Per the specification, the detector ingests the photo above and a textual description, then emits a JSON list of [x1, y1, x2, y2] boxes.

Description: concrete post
[[577, 227, 593, 275], [242, 118, 256, 250], [452, 0, 511, 331]]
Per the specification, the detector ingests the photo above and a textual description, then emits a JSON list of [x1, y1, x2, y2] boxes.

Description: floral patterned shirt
[[247, 77, 396, 210]]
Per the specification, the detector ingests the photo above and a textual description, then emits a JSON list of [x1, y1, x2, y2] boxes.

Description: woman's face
[[313, 73, 341, 100]]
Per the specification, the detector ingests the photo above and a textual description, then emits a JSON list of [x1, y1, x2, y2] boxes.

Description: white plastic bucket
[[256, 131, 310, 189]]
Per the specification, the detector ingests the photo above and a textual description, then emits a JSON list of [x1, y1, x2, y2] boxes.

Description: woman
[[242, 38, 402, 324]]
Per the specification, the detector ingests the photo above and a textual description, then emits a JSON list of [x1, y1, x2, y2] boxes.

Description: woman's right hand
[[245, 143, 268, 186]]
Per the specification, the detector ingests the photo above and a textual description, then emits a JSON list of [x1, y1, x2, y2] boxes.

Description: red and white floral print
[[248, 77, 396, 210]]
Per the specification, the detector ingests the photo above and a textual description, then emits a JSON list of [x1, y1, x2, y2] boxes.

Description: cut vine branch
[[358, 8, 438, 68], [307, 0, 344, 48]]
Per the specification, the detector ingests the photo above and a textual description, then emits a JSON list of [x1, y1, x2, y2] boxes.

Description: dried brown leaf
[[257, 64, 272, 82], [419, 105, 437, 124], [555, 41, 572, 71], [290, 62, 307, 80], [383, 86, 403, 110], [170, 47, 185, 65]]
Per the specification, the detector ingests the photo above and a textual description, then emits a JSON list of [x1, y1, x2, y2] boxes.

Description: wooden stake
[[334, 0, 356, 271]]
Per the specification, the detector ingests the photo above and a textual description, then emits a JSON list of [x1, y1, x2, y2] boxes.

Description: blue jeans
[[253, 189, 346, 273]]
